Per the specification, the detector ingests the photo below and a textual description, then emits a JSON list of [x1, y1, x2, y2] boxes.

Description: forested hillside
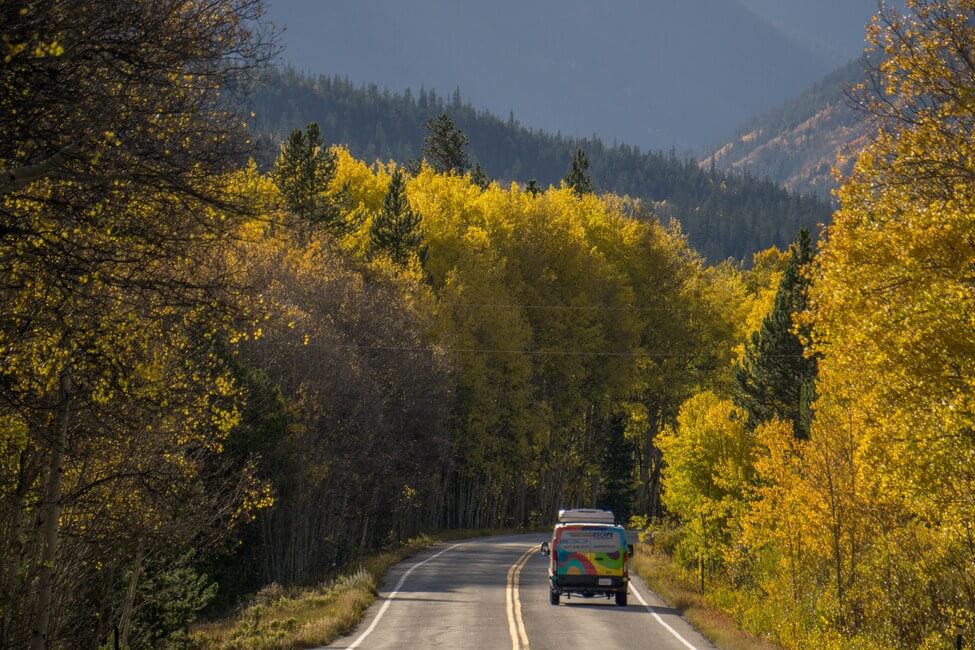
[[248, 68, 830, 261], [736, 0, 879, 62], [264, 0, 846, 151], [705, 57, 871, 195]]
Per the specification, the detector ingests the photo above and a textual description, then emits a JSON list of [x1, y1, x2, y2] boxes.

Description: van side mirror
[[540, 541, 550, 556], [627, 544, 634, 557]]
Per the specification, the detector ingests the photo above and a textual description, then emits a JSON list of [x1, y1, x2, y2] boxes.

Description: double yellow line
[[505, 545, 535, 650]]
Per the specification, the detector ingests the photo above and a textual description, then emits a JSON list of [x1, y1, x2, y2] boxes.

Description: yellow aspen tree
[[807, 1, 975, 644], [657, 392, 755, 592]]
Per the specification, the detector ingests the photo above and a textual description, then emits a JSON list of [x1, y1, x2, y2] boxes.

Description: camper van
[[539, 509, 633, 606]]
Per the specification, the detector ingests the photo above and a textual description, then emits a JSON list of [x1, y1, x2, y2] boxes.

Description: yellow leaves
[[2, 37, 26, 62], [658, 392, 754, 523], [0, 414, 29, 484], [32, 40, 64, 58], [332, 146, 388, 214], [237, 481, 276, 521], [460, 224, 491, 252], [742, 418, 807, 547], [210, 404, 240, 438], [400, 483, 418, 503], [762, 3, 975, 641]]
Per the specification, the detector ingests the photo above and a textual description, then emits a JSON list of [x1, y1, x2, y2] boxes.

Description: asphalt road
[[328, 533, 716, 650]]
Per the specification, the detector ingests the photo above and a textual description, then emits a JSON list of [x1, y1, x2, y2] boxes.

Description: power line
[[296, 343, 806, 358], [435, 301, 689, 313], [280, 297, 700, 313]]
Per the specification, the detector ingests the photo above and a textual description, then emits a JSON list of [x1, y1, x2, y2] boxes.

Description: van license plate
[[598, 578, 611, 586]]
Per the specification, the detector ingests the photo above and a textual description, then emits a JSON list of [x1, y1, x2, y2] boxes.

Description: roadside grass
[[191, 528, 535, 649], [631, 543, 783, 650]]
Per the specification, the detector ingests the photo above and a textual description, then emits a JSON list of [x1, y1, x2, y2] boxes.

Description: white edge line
[[629, 580, 699, 650], [347, 542, 464, 649]]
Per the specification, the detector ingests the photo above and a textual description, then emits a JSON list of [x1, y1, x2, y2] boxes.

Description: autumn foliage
[[649, 2, 975, 648], [1, 1, 972, 648]]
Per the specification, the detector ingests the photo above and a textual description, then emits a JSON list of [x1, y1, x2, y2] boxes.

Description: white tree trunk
[[29, 368, 71, 650]]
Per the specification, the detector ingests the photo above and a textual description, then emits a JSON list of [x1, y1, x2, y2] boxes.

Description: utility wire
[[276, 297, 702, 313], [435, 301, 689, 313], [264, 341, 806, 358]]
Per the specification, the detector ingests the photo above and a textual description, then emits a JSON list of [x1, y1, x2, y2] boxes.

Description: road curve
[[327, 533, 715, 650]]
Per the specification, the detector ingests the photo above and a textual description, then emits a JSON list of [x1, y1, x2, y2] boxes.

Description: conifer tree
[[733, 228, 817, 438], [272, 122, 351, 235], [597, 414, 635, 523], [369, 168, 425, 265], [471, 163, 490, 190], [563, 148, 595, 195], [422, 113, 470, 174], [526, 179, 540, 196]]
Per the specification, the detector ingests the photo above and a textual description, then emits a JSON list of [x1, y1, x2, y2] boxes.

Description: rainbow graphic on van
[[554, 525, 627, 576]]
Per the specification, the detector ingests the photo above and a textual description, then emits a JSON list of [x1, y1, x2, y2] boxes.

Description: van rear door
[[554, 525, 626, 577]]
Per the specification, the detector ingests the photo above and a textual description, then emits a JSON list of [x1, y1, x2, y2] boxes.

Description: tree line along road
[[327, 533, 715, 649]]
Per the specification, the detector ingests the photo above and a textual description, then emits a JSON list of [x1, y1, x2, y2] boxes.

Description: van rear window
[[556, 527, 622, 553]]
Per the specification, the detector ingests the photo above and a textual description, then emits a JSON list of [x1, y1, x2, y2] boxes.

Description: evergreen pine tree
[[596, 414, 635, 522], [733, 228, 817, 438], [471, 163, 490, 190], [368, 168, 425, 265], [271, 122, 351, 236], [422, 113, 470, 174], [526, 179, 540, 196], [563, 148, 595, 195]]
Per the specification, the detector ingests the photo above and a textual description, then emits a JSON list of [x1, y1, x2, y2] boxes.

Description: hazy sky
[[264, 1, 881, 152]]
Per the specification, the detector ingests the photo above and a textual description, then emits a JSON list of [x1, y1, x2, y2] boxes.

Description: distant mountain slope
[[703, 58, 872, 196], [735, 0, 879, 62], [248, 68, 831, 262], [264, 0, 842, 151]]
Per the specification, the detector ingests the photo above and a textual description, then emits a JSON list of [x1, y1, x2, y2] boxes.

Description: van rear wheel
[[550, 589, 560, 606], [615, 590, 628, 607]]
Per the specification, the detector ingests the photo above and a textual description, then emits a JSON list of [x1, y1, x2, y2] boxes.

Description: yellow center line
[[506, 545, 536, 649], [505, 555, 518, 649], [512, 547, 534, 648]]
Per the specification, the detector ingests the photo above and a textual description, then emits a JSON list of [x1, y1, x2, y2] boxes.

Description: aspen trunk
[[118, 539, 144, 649], [29, 368, 71, 650], [92, 563, 118, 648], [647, 450, 663, 518], [1, 449, 32, 642]]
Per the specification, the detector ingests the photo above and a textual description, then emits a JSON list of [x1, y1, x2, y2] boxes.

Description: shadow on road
[[386, 539, 544, 594], [378, 596, 475, 604], [557, 600, 684, 617]]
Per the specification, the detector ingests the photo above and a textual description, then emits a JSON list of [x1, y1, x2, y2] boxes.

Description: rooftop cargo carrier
[[556, 509, 615, 525]]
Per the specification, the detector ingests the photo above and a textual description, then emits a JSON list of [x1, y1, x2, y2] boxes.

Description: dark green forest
[[249, 67, 831, 261]]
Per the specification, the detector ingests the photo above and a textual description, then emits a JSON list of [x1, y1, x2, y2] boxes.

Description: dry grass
[[191, 528, 537, 649], [631, 544, 783, 650], [191, 564, 382, 649]]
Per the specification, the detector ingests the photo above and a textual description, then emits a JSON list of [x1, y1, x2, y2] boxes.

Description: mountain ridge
[[265, 0, 853, 151], [248, 67, 831, 261], [733, 0, 878, 63], [703, 57, 872, 196]]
